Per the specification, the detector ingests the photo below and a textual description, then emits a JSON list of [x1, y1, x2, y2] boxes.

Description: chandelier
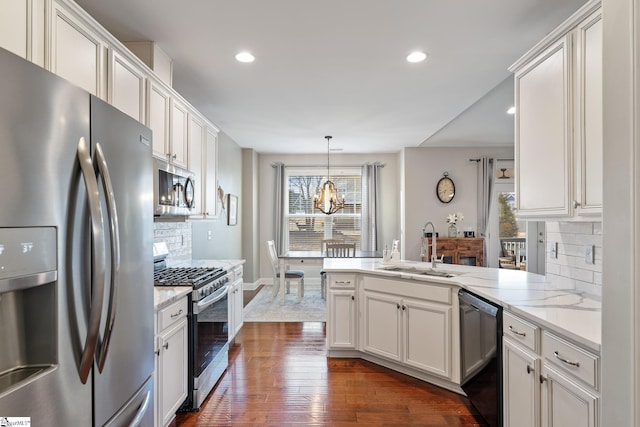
[[313, 135, 345, 215]]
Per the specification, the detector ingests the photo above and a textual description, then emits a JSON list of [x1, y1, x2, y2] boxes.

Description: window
[[285, 167, 361, 251]]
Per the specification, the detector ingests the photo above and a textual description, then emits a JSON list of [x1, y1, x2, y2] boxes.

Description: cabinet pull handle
[[508, 325, 527, 337], [539, 374, 547, 384], [170, 309, 183, 319], [526, 365, 532, 374], [163, 342, 169, 350], [553, 351, 580, 367], [335, 280, 351, 284]]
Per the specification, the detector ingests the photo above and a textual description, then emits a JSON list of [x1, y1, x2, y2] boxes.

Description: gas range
[[153, 267, 229, 301]]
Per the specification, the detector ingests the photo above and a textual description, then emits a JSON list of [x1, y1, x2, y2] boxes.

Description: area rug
[[243, 283, 326, 322]]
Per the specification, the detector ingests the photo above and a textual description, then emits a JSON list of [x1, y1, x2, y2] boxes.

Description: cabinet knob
[[539, 374, 547, 384], [526, 365, 532, 374], [163, 342, 169, 350], [573, 200, 581, 209], [396, 303, 401, 310], [172, 154, 177, 160], [155, 349, 160, 356], [402, 305, 406, 311], [351, 295, 355, 301]]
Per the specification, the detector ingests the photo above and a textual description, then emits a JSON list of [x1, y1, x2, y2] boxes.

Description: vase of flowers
[[446, 212, 464, 237]]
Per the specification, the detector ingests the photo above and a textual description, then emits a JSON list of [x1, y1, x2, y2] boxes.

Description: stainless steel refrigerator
[[0, 47, 154, 426]]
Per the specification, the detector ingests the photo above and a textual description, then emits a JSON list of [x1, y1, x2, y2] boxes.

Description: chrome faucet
[[422, 221, 439, 268]]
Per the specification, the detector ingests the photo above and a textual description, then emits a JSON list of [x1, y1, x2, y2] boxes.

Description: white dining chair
[[266, 240, 304, 302]]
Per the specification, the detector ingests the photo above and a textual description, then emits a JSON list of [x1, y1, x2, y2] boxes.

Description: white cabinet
[[155, 297, 188, 427], [361, 276, 454, 380], [169, 97, 189, 168], [228, 266, 244, 340], [187, 113, 219, 218], [147, 77, 171, 160], [108, 48, 146, 122], [0, 0, 44, 62], [328, 290, 357, 349], [510, 1, 602, 219], [48, 0, 106, 97], [188, 110, 206, 216], [203, 126, 219, 218], [502, 310, 599, 427]]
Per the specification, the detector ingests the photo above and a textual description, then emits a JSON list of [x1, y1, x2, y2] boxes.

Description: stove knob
[[200, 289, 205, 298]]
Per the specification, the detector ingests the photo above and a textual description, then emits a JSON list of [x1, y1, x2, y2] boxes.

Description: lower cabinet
[[328, 289, 357, 348], [155, 297, 188, 427], [360, 275, 454, 380], [502, 310, 600, 427], [228, 266, 244, 341]]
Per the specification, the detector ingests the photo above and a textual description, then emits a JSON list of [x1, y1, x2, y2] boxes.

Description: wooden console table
[[422, 237, 484, 267]]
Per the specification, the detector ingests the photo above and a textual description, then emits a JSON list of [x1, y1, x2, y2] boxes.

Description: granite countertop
[[154, 259, 246, 311], [323, 258, 601, 353]]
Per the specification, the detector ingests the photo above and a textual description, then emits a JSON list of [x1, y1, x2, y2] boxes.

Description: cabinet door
[[574, 10, 603, 216], [170, 98, 188, 168], [515, 36, 572, 217], [362, 291, 401, 361], [108, 48, 146, 122], [328, 290, 356, 349], [147, 79, 170, 160], [158, 317, 188, 427], [503, 339, 539, 427], [231, 278, 243, 339], [49, 0, 105, 97], [0, 0, 29, 59], [188, 112, 205, 216], [204, 126, 219, 217], [402, 298, 451, 378], [541, 364, 598, 427]]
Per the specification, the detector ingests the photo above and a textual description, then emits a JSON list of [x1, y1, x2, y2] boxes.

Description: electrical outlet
[[585, 244, 594, 264], [207, 230, 212, 240], [548, 241, 558, 259]]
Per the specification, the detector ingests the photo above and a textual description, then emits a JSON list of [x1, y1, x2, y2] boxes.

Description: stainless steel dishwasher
[[459, 289, 503, 427]]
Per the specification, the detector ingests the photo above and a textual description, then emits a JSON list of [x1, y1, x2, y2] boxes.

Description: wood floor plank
[[171, 322, 488, 426]]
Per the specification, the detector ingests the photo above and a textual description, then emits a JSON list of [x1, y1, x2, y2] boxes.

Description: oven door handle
[[196, 285, 229, 312]]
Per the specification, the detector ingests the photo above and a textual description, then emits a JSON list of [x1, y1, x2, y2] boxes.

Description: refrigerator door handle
[[129, 389, 151, 427], [77, 137, 107, 384], [94, 142, 120, 373]]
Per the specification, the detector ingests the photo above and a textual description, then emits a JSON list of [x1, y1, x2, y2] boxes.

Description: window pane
[[286, 171, 361, 251]]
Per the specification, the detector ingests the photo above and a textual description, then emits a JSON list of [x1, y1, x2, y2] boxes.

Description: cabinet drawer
[[329, 274, 356, 289], [542, 331, 599, 389], [158, 297, 188, 331], [503, 311, 539, 352]]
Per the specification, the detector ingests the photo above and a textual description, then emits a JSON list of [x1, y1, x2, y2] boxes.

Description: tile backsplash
[[546, 221, 602, 297], [153, 220, 192, 260]]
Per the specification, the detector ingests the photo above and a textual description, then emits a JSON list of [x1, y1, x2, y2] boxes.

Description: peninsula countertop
[[154, 259, 246, 311], [322, 258, 601, 353]]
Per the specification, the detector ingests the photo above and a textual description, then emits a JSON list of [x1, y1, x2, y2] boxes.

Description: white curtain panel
[[361, 163, 383, 252], [476, 157, 495, 266]]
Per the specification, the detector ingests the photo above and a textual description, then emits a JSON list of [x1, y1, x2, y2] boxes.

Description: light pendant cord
[[325, 135, 332, 182]]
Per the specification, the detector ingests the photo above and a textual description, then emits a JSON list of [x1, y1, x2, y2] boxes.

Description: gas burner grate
[[154, 267, 225, 288]]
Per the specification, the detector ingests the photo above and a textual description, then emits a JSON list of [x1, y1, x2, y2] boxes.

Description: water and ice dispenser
[[0, 227, 57, 396]]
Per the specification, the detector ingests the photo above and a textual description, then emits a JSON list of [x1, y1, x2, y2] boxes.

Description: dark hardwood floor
[[172, 321, 487, 426]]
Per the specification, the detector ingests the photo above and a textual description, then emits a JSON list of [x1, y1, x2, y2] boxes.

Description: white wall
[[192, 131, 243, 259], [401, 146, 513, 261], [257, 152, 400, 280]]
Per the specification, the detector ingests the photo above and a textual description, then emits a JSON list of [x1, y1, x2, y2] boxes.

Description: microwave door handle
[[76, 137, 107, 384], [94, 143, 120, 373]]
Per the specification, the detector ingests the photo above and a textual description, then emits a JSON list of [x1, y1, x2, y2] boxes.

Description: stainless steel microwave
[[153, 159, 196, 216]]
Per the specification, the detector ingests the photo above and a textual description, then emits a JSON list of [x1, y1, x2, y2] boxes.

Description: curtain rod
[[469, 158, 514, 162], [271, 163, 386, 168]]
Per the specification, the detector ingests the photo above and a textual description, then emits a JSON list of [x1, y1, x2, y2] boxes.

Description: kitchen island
[[323, 258, 602, 427]]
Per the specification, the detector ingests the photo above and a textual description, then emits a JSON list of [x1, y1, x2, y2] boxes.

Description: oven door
[[193, 285, 229, 378]]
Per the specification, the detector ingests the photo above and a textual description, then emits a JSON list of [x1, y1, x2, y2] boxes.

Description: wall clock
[[436, 172, 455, 203]]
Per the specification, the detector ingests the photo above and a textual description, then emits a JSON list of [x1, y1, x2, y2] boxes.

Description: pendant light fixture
[[313, 135, 345, 215]]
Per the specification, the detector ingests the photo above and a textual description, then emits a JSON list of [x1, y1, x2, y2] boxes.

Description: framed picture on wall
[[227, 194, 238, 225]]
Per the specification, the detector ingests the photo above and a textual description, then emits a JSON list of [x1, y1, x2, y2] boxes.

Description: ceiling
[[75, 0, 587, 154]]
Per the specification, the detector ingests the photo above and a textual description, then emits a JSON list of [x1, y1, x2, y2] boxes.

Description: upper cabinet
[[0, 0, 45, 64], [48, 0, 106, 98], [510, 0, 602, 219], [188, 109, 220, 219], [108, 48, 146, 122], [147, 77, 171, 160], [169, 97, 189, 169]]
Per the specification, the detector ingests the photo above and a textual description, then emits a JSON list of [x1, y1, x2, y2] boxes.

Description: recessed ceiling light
[[507, 106, 516, 115], [235, 51, 255, 63], [406, 51, 427, 63]]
